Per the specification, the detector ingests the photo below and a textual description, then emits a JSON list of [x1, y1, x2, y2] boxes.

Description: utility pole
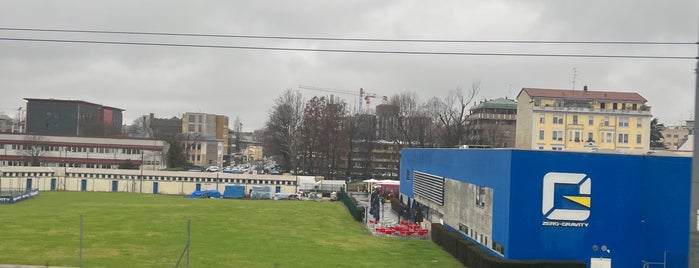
[[139, 151, 144, 193], [690, 33, 699, 267]]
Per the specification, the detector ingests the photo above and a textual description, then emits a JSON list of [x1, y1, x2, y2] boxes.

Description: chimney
[[583, 85, 588, 92]]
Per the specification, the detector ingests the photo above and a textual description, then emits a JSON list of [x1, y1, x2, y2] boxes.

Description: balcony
[[598, 123, 616, 131], [533, 106, 651, 116], [468, 113, 517, 120], [567, 124, 584, 130]]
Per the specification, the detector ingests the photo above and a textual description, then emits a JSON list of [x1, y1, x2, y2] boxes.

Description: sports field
[[0, 192, 461, 267]]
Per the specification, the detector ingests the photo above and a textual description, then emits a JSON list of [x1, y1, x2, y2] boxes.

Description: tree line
[[262, 83, 482, 179]]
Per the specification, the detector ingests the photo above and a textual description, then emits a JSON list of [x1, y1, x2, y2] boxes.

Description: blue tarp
[[187, 190, 222, 199], [223, 185, 245, 199]]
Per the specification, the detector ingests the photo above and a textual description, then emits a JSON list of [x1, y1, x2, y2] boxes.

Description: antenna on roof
[[571, 67, 578, 90]]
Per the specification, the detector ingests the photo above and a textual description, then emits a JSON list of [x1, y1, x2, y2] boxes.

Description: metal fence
[[340, 188, 364, 221]]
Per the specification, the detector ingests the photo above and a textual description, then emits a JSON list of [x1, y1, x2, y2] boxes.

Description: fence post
[[79, 214, 83, 267]]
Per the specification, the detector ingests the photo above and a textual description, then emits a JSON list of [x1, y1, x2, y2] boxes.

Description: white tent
[[363, 179, 380, 192]]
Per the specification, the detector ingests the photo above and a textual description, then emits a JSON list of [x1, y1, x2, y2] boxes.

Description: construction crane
[[298, 85, 385, 113]]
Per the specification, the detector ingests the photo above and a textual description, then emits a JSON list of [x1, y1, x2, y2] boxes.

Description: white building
[[0, 133, 166, 169]]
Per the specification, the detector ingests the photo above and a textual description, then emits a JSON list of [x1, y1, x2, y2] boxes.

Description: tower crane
[[298, 85, 385, 113]]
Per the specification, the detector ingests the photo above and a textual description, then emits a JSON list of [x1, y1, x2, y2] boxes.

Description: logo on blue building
[[541, 172, 590, 227]]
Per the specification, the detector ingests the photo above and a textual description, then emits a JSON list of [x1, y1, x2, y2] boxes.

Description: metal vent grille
[[413, 171, 444, 206]]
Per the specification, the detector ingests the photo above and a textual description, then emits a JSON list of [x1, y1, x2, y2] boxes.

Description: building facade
[[515, 87, 651, 152], [465, 97, 517, 148], [185, 136, 223, 168], [182, 113, 229, 167], [0, 114, 12, 133], [662, 120, 694, 150], [399, 148, 689, 267], [0, 133, 165, 169], [0, 166, 299, 196], [25, 98, 123, 137]]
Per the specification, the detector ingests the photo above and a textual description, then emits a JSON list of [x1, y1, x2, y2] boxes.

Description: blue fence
[[0, 188, 40, 204]]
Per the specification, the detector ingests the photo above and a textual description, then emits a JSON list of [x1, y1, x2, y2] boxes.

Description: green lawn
[[0, 192, 461, 268]]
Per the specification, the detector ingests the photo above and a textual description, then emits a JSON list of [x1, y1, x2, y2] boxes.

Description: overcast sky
[[0, 1, 697, 131]]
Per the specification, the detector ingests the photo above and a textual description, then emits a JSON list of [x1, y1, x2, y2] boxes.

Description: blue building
[[399, 149, 690, 268]]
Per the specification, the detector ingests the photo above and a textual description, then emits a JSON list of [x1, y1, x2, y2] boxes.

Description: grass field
[[0, 192, 461, 268]]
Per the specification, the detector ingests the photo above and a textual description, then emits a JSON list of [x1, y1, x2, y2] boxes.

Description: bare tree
[[298, 96, 348, 177], [426, 82, 480, 148], [21, 135, 48, 166], [264, 89, 305, 172], [387, 91, 436, 148]]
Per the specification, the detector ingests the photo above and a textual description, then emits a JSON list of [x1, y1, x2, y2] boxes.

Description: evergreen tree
[[166, 137, 188, 168], [650, 118, 665, 149]]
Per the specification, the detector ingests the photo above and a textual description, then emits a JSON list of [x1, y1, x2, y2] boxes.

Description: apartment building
[[465, 97, 517, 148], [181, 113, 229, 167], [515, 86, 651, 152], [662, 120, 694, 150]]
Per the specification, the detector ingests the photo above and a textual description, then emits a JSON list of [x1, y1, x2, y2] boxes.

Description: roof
[[517, 88, 647, 102], [24, 98, 125, 111], [471, 97, 517, 110]]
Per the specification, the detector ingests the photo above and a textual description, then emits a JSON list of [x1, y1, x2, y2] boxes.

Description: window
[[618, 117, 629, 127], [538, 145, 545, 150], [539, 130, 545, 140], [572, 115, 578, 125], [606, 132, 613, 143], [637, 118, 642, 128], [552, 131, 563, 141], [188, 114, 195, 122], [618, 133, 629, 144], [551, 145, 563, 151], [636, 134, 642, 144], [603, 117, 610, 126], [534, 99, 541, 106], [493, 242, 505, 255], [539, 115, 545, 124], [588, 132, 594, 142], [622, 103, 627, 110], [475, 186, 486, 207], [600, 103, 606, 109], [574, 131, 581, 142], [632, 103, 638, 110], [188, 124, 194, 132], [613, 103, 618, 110], [553, 115, 564, 124]]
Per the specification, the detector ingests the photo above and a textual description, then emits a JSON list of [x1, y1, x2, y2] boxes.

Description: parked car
[[205, 166, 220, 172]]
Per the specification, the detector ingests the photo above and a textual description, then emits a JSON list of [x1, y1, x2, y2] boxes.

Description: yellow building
[[181, 112, 229, 167], [515, 86, 651, 152], [244, 145, 264, 162]]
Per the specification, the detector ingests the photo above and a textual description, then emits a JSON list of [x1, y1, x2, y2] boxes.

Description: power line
[[0, 27, 696, 46], [0, 37, 695, 60]]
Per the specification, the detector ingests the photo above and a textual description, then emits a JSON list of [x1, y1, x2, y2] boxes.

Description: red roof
[[518, 88, 647, 102]]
